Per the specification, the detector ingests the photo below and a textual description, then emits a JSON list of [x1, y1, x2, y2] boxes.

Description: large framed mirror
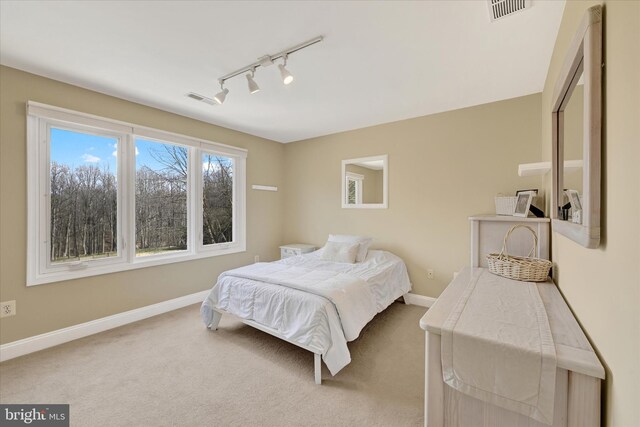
[[551, 5, 602, 248], [342, 154, 388, 209]]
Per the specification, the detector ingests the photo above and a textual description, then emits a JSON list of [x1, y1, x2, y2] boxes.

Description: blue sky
[[50, 128, 174, 173], [50, 127, 231, 175]]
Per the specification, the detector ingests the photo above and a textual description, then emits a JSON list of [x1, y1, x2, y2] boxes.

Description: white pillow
[[327, 234, 372, 262], [320, 241, 359, 264]]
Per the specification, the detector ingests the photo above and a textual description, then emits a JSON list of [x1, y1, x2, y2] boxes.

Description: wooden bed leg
[[314, 353, 322, 385], [209, 310, 222, 331]]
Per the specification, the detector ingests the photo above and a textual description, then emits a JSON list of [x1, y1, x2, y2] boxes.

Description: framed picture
[[565, 189, 583, 224], [513, 192, 534, 217], [565, 189, 582, 212], [517, 188, 544, 217]]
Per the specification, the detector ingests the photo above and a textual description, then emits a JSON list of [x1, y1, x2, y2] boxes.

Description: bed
[[200, 246, 412, 384]]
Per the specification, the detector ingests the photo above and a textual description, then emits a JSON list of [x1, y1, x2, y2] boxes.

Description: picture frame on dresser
[[565, 189, 583, 224], [513, 192, 534, 217]]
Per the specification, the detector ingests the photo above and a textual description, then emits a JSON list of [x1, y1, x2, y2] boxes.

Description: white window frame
[[345, 172, 364, 205], [131, 134, 192, 262], [27, 101, 247, 286], [35, 118, 129, 276], [197, 151, 243, 254]]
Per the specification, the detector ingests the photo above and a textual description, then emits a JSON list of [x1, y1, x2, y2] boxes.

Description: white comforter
[[201, 250, 411, 375]]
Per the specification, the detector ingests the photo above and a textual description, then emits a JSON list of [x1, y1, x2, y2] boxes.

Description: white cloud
[[82, 154, 101, 163]]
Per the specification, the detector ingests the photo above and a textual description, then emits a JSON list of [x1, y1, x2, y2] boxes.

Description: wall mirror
[[551, 5, 601, 248], [342, 155, 388, 209]]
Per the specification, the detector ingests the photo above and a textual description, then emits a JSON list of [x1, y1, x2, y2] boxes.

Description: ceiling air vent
[[187, 92, 217, 106], [488, 0, 531, 22]]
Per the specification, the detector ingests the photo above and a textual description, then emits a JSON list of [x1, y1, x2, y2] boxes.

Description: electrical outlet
[[0, 300, 16, 318], [254, 255, 260, 263], [427, 269, 434, 280]]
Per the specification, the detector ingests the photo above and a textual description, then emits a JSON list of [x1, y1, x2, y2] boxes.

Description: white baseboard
[[404, 292, 437, 308], [0, 290, 209, 363]]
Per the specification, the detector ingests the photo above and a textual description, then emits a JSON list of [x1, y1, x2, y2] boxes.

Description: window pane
[[135, 139, 188, 256], [49, 128, 118, 263], [348, 179, 356, 204], [202, 154, 233, 245]]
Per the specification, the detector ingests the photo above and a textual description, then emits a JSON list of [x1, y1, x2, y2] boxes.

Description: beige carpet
[[0, 302, 427, 426]]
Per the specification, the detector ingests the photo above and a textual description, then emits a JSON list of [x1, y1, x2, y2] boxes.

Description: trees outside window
[[49, 128, 119, 263], [135, 139, 188, 257], [202, 154, 233, 246]]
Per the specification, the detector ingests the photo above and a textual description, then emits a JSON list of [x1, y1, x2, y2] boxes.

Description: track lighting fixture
[[213, 83, 229, 105], [246, 69, 260, 94], [187, 36, 323, 106], [278, 55, 294, 85]]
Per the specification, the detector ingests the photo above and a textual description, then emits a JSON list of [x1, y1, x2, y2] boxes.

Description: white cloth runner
[[220, 262, 378, 341], [441, 269, 557, 425]]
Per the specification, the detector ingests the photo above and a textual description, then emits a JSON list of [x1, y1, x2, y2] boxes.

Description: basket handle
[[498, 225, 538, 259]]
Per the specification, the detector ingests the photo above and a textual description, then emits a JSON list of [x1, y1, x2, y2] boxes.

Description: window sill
[[27, 245, 246, 287]]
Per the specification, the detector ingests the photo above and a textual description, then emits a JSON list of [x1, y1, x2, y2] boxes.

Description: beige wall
[[0, 66, 285, 344], [541, 1, 640, 426], [283, 94, 542, 297]]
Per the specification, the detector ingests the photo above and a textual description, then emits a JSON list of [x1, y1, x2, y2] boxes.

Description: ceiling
[[0, 1, 565, 143], [353, 160, 384, 171]]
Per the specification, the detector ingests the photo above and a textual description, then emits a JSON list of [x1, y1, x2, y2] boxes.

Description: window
[[135, 138, 188, 257], [201, 153, 234, 246], [345, 172, 363, 204], [27, 102, 246, 285], [48, 126, 124, 268]]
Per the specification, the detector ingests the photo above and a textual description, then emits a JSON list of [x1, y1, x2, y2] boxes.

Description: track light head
[[246, 70, 260, 94], [279, 64, 294, 85], [213, 84, 229, 105], [279, 56, 294, 85]]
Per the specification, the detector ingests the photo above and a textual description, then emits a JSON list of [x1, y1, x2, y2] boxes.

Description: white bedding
[[200, 249, 411, 375]]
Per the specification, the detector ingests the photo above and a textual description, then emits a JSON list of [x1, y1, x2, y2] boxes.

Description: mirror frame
[[341, 154, 388, 209], [551, 5, 602, 248]]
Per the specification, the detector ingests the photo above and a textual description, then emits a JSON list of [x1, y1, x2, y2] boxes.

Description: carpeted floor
[[0, 302, 427, 427]]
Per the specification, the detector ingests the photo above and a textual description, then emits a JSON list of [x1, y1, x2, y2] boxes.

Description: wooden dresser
[[419, 268, 605, 427]]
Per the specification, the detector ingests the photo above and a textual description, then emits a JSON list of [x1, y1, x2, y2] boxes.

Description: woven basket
[[487, 225, 552, 282]]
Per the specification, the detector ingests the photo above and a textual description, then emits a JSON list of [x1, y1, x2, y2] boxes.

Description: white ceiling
[[0, 1, 565, 143], [353, 160, 384, 171]]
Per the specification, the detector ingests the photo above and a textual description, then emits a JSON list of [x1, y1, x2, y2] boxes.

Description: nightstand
[[279, 244, 316, 259]]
